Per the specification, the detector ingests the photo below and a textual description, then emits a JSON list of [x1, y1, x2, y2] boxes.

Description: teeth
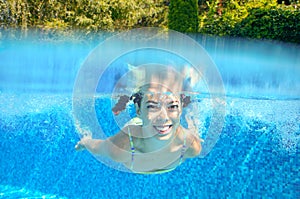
[[155, 126, 170, 131]]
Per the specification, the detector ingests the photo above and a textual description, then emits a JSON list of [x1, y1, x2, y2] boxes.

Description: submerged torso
[[123, 124, 187, 173]]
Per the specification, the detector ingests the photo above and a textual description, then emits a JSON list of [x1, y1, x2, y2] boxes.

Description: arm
[[75, 136, 107, 155], [184, 114, 203, 157], [185, 134, 203, 158], [75, 130, 131, 163]]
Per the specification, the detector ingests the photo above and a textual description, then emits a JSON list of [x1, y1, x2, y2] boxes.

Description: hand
[[75, 135, 92, 151], [185, 114, 197, 132], [185, 114, 204, 143]]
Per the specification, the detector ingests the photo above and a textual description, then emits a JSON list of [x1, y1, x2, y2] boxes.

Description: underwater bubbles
[[72, 28, 226, 172]]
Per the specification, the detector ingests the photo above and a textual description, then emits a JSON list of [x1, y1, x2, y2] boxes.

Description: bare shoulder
[[108, 127, 130, 150], [108, 125, 142, 150], [105, 126, 136, 163]]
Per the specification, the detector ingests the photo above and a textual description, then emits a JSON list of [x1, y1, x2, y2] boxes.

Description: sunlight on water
[[194, 35, 300, 99], [0, 184, 62, 198], [226, 97, 300, 154], [0, 32, 299, 198], [0, 93, 298, 154], [0, 93, 298, 198], [0, 93, 72, 116], [0, 34, 299, 99]]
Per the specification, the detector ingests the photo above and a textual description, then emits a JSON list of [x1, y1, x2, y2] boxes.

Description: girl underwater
[[75, 65, 203, 174]]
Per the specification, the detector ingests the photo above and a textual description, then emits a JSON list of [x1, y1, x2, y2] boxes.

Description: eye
[[147, 105, 159, 109], [168, 105, 179, 110]]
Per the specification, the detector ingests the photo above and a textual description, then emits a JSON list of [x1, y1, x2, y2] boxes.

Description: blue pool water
[[0, 34, 299, 198]]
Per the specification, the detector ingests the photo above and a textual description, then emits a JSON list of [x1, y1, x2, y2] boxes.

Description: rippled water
[[0, 93, 299, 198], [0, 34, 299, 198]]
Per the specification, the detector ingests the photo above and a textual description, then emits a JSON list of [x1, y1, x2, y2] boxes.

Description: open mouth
[[153, 125, 173, 135]]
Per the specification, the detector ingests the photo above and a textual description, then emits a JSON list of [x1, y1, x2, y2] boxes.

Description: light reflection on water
[[0, 35, 299, 99], [0, 33, 299, 198]]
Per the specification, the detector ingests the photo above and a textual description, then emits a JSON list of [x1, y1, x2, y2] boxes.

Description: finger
[[75, 143, 85, 151], [185, 114, 195, 129]]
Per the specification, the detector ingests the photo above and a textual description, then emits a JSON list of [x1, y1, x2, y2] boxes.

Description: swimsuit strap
[[178, 130, 187, 165], [127, 126, 135, 170], [128, 126, 187, 173]]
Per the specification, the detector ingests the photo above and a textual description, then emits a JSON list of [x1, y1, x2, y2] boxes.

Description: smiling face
[[136, 85, 182, 139]]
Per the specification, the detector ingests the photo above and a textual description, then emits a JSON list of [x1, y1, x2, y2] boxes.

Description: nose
[[156, 106, 169, 122]]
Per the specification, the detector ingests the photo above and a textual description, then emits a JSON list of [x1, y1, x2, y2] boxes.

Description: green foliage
[[168, 0, 199, 32], [233, 5, 300, 43], [199, 0, 248, 36], [0, 0, 299, 43], [199, 0, 300, 43], [0, 0, 168, 39]]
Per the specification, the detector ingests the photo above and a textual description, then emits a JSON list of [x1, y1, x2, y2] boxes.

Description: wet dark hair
[[112, 95, 130, 115], [181, 95, 191, 108], [112, 91, 191, 115]]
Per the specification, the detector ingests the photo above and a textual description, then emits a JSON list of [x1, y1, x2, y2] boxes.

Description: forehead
[[140, 84, 181, 101], [141, 84, 178, 94], [143, 91, 180, 103]]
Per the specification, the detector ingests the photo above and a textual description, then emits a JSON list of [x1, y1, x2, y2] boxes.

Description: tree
[[168, 0, 199, 32]]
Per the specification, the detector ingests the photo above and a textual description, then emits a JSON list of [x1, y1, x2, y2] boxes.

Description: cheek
[[170, 112, 181, 123], [144, 113, 157, 124], [172, 117, 180, 125], [169, 111, 181, 118], [139, 111, 152, 124]]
